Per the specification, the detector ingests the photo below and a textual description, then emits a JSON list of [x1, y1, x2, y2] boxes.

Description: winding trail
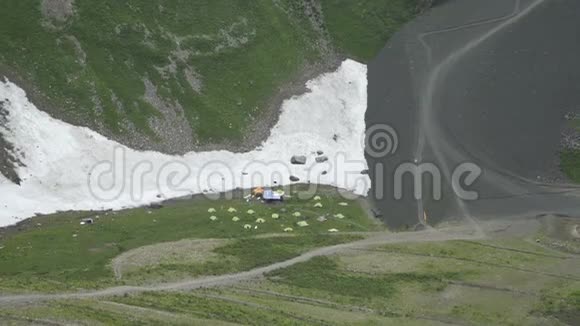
[[367, 0, 580, 227], [415, 0, 551, 231], [0, 224, 488, 306], [417, 0, 523, 65]]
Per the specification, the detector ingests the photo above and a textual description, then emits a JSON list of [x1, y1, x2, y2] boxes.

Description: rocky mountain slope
[[0, 0, 422, 156]]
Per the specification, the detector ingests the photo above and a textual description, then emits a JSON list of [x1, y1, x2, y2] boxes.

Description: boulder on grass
[[149, 203, 163, 210]]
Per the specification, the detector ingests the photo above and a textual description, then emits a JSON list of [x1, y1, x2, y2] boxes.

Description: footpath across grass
[[119, 234, 362, 286], [0, 187, 377, 292], [1, 221, 578, 325]]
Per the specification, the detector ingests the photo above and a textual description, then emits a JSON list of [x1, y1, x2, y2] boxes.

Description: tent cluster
[[206, 196, 349, 233], [251, 187, 285, 202]]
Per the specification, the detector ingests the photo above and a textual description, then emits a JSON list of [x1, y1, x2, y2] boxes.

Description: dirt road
[[0, 221, 502, 305]]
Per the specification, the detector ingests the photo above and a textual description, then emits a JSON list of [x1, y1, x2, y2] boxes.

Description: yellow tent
[[252, 187, 265, 197]]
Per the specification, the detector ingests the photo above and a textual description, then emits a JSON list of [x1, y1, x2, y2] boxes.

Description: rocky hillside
[[0, 0, 421, 155]]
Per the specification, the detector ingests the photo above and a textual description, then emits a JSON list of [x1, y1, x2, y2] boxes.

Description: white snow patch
[[0, 60, 369, 227]]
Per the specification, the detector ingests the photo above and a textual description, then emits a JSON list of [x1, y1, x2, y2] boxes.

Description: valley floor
[[0, 188, 578, 325]]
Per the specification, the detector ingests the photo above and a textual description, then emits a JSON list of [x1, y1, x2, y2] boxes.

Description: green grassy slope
[[321, 0, 420, 61], [561, 150, 580, 183], [0, 188, 378, 292], [2, 230, 578, 325], [0, 0, 420, 147], [0, 0, 321, 142]]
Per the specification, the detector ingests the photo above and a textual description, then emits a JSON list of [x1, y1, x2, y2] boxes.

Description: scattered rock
[[291, 155, 307, 165], [317, 150, 324, 155], [321, 171, 328, 175], [143, 78, 195, 154], [149, 203, 164, 210], [315, 156, 328, 163], [184, 67, 203, 93], [64, 35, 86, 66]]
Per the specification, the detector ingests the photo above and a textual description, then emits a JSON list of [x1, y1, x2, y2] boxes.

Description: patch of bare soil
[[41, 0, 75, 22], [143, 78, 195, 153], [537, 215, 580, 254], [111, 238, 231, 280]]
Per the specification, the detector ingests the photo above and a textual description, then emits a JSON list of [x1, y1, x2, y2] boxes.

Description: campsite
[[0, 185, 380, 292]]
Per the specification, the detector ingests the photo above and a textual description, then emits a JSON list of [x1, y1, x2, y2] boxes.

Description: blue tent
[[263, 189, 283, 201]]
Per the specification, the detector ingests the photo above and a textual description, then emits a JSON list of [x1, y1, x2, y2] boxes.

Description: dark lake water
[[365, 0, 580, 228]]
